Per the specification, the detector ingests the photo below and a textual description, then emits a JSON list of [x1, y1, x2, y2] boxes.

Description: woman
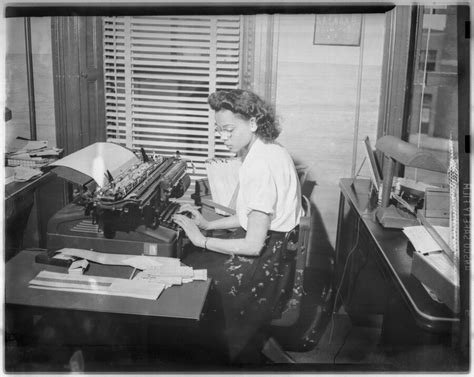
[[173, 89, 302, 363]]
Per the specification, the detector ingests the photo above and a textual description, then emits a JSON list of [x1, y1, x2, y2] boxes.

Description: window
[[420, 92, 433, 133], [419, 49, 438, 71], [406, 6, 459, 185], [103, 16, 243, 180]]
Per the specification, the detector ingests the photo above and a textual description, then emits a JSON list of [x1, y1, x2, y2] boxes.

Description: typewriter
[[46, 142, 190, 257]]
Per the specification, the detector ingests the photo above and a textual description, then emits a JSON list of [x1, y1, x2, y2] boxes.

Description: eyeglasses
[[214, 125, 235, 138]]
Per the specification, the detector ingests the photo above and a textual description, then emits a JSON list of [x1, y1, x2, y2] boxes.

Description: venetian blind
[[103, 15, 242, 179]]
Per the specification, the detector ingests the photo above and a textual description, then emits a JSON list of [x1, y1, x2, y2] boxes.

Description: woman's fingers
[[173, 214, 204, 246], [173, 214, 185, 224], [173, 214, 192, 229], [177, 203, 201, 214]]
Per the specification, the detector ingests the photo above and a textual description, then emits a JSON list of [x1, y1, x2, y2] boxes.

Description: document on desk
[[402, 225, 446, 254], [29, 270, 165, 300], [405, 225, 459, 312], [403, 225, 456, 280], [58, 248, 180, 270], [134, 267, 207, 288]]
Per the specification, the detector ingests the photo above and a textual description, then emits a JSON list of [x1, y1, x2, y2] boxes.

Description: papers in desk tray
[[402, 226, 443, 254], [403, 225, 457, 282], [404, 225, 459, 313], [29, 271, 165, 300]]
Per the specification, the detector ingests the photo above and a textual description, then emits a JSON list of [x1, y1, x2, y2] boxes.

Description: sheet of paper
[[7, 139, 49, 154], [134, 272, 183, 287], [30, 270, 116, 290], [30, 148, 62, 157], [59, 248, 180, 270], [29, 270, 164, 300], [134, 266, 207, 287], [418, 251, 459, 287], [9, 152, 33, 159], [193, 269, 208, 281], [205, 158, 241, 215], [144, 265, 194, 278], [123, 255, 180, 270], [68, 259, 89, 275], [23, 140, 49, 151], [13, 166, 43, 182], [49, 142, 139, 187], [59, 249, 131, 266], [403, 226, 443, 253], [433, 226, 450, 244], [30, 285, 163, 300]]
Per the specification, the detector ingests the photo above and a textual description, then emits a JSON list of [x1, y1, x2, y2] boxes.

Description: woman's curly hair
[[208, 89, 280, 142]]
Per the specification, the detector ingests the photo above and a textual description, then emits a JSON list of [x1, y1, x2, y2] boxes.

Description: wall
[[275, 14, 385, 247], [5, 17, 56, 149]]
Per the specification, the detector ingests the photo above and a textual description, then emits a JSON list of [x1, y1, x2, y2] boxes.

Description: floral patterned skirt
[[182, 227, 292, 362]]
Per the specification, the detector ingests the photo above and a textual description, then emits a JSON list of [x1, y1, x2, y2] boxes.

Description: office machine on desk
[[46, 142, 190, 257]]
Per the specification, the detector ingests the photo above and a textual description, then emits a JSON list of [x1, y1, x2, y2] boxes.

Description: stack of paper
[[205, 158, 241, 215], [7, 139, 62, 158], [12, 166, 43, 182], [6, 139, 63, 169]]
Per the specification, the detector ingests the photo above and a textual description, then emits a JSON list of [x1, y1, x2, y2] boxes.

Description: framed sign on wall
[[313, 14, 362, 46]]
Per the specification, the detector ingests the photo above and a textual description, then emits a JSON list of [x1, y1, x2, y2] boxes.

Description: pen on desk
[[129, 267, 137, 280]]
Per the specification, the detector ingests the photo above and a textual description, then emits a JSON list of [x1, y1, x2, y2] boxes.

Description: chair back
[[271, 195, 312, 327]]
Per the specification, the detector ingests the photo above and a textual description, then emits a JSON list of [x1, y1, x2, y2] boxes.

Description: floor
[[5, 310, 465, 373], [288, 311, 465, 373]]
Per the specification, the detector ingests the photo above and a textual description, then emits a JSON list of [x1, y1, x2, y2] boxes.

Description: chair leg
[[262, 337, 295, 364]]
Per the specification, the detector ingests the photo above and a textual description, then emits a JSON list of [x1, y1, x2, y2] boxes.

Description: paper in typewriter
[[50, 142, 139, 188], [205, 158, 241, 215]]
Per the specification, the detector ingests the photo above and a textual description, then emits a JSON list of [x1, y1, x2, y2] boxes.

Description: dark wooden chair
[[262, 194, 334, 362]]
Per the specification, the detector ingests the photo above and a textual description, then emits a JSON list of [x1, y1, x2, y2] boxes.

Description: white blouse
[[236, 138, 302, 232]]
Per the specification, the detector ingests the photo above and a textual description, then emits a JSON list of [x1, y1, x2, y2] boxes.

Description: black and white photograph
[[2, 0, 471, 374]]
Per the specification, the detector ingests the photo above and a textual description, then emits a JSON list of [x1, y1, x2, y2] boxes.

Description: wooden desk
[[6, 249, 211, 325], [5, 249, 213, 371], [335, 179, 459, 348], [5, 171, 53, 200]]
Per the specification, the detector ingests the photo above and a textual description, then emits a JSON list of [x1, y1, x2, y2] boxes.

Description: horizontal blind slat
[[104, 14, 241, 167], [106, 51, 241, 62], [131, 94, 206, 102]]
